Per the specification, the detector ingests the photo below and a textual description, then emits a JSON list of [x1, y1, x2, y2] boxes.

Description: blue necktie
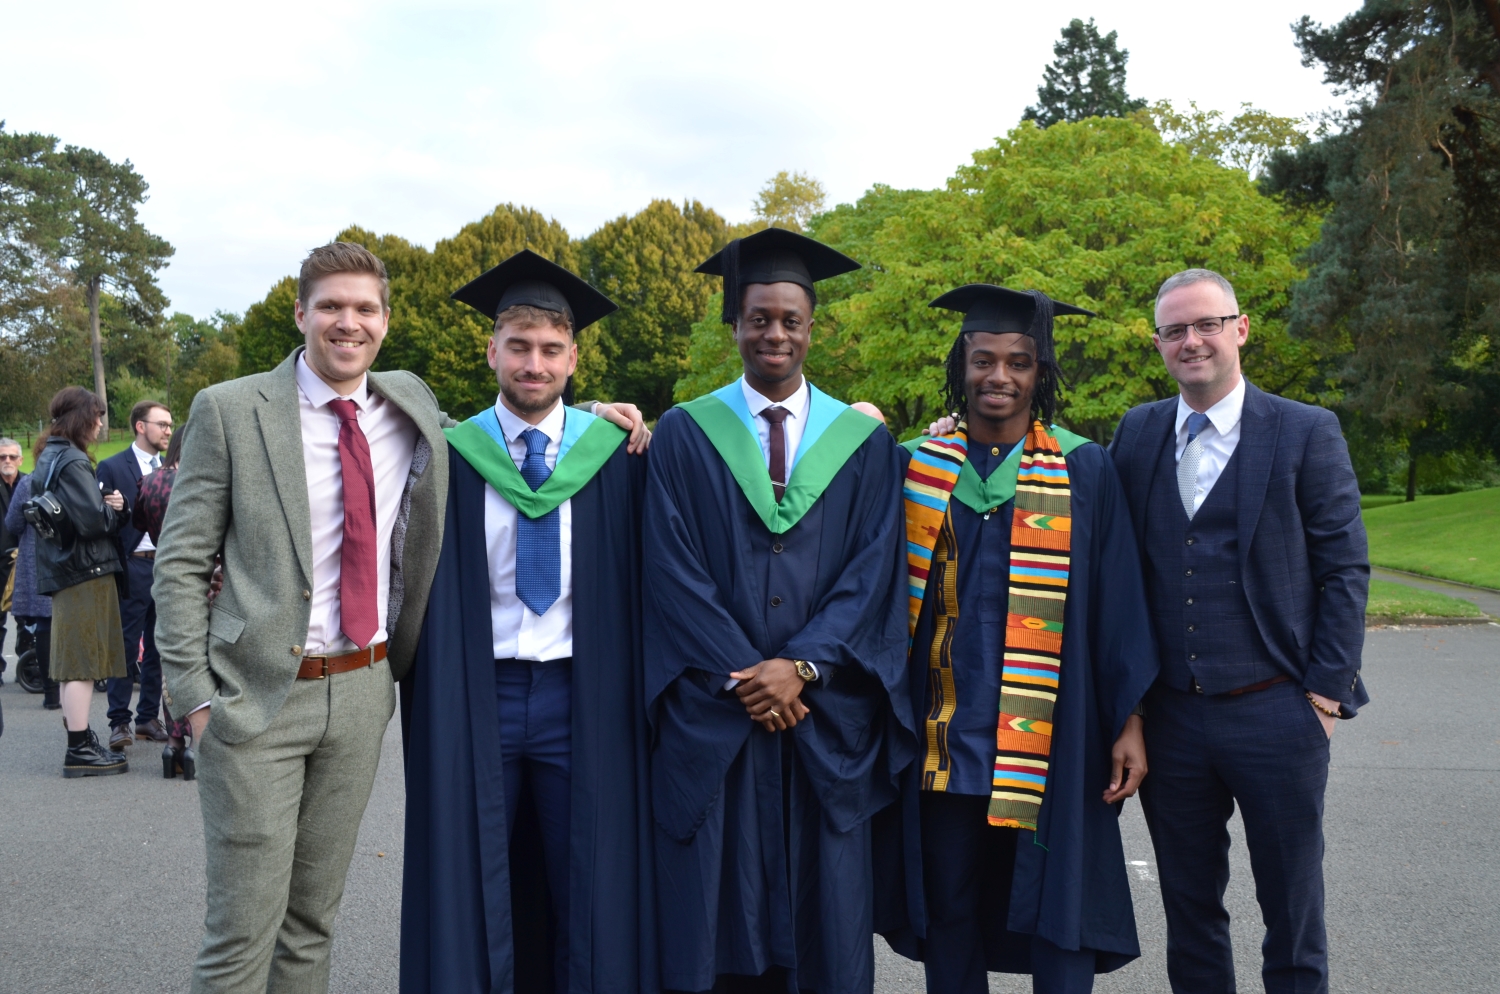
[[515, 427, 560, 616]]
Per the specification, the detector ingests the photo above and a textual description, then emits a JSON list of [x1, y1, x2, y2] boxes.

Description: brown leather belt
[[132, 550, 156, 559], [296, 642, 387, 680], [1193, 674, 1291, 696]]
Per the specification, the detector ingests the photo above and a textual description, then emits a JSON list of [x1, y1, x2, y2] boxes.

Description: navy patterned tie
[[515, 427, 560, 616]]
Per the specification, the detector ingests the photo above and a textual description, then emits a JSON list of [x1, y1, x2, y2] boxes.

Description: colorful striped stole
[[902, 423, 969, 791], [989, 422, 1071, 830]]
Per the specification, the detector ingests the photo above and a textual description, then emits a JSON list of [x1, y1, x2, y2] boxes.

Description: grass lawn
[[1362, 488, 1500, 589], [1365, 579, 1484, 620], [1360, 494, 1408, 510], [18, 437, 133, 476]]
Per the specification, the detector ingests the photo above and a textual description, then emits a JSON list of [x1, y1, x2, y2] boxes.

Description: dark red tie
[[762, 406, 789, 502], [328, 398, 379, 649]]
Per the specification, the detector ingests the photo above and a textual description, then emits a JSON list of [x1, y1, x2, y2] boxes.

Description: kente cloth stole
[[901, 420, 1075, 830], [901, 425, 969, 792]]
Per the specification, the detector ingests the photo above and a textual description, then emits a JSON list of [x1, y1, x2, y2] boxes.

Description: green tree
[[677, 118, 1323, 439], [237, 275, 301, 376], [582, 199, 729, 418], [55, 145, 174, 432], [1023, 19, 1147, 127], [752, 171, 827, 232], [1146, 100, 1310, 177], [1279, 1, 1500, 499]]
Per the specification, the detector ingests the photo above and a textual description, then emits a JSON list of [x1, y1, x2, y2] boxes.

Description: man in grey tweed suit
[[155, 243, 450, 994]]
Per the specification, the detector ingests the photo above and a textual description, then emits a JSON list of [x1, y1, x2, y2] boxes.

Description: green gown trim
[[444, 416, 625, 519]]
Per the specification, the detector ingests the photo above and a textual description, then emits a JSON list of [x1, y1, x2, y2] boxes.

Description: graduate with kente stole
[[401, 251, 656, 994], [881, 286, 1158, 994], [643, 228, 916, 994]]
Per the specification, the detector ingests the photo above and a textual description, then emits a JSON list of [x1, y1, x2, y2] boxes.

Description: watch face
[[796, 660, 816, 681]]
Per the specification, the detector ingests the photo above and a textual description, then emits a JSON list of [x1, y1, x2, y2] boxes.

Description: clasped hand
[[729, 657, 809, 732]]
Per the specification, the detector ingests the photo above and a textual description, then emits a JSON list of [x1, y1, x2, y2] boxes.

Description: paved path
[[2, 624, 1496, 993], [1372, 566, 1500, 619]]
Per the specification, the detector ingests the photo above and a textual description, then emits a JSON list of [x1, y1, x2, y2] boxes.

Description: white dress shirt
[[1173, 375, 1246, 515], [484, 398, 574, 661], [741, 376, 811, 472], [130, 442, 161, 552], [296, 353, 418, 656]]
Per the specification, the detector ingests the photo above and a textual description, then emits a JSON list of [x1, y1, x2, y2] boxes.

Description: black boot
[[64, 727, 129, 778], [181, 744, 197, 781], [162, 742, 179, 779]]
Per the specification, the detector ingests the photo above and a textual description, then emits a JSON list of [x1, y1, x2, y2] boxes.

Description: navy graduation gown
[[400, 442, 657, 994], [642, 406, 916, 994], [879, 441, 1159, 971]]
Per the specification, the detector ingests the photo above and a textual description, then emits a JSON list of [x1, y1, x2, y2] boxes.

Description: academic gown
[[642, 398, 916, 994], [400, 440, 656, 994], [877, 440, 1158, 974]]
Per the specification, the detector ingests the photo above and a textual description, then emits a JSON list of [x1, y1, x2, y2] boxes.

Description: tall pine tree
[[1023, 19, 1146, 127], [1269, 1, 1500, 498]]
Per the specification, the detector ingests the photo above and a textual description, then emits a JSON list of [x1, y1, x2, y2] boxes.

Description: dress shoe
[[135, 718, 169, 742], [64, 730, 129, 778], [108, 724, 134, 751]]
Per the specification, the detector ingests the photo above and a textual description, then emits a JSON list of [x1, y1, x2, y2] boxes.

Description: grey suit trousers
[[191, 658, 396, 994]]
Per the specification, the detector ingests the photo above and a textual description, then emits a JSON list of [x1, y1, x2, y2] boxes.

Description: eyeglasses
[[1154, 315, 1239, 343], [143, 420, 174, 431], [0, 453, 20, 461]]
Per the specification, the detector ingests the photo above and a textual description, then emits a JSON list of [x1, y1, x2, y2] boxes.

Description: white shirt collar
[[495, 396, 565, 445], [296, 351, 371, 411], [131, 442, 158, 466], [741, 376, 810, 421], [1175, 375, 1246, 438]]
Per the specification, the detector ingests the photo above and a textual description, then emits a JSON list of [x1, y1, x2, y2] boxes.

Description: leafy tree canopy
[[752, 171, 827, 232], [682, 117, 1326, 442], [582, 199, 729, 419], [1023, 19, 1147, 127]]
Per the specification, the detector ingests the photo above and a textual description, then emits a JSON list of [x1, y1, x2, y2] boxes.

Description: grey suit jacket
[[153, 348, 450, 744]]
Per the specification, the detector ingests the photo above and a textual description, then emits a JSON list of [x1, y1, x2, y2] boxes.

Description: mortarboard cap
[[928, 284, 1094, 366], [451, 249, 617, 331], [696, 227, 860, 324]]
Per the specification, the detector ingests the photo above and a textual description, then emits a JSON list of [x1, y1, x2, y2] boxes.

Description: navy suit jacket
[[1108, 381, 1370, 714], [97, 447, 149, 603]]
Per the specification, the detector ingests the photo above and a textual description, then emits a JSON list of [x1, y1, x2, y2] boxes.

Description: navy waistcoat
[[1144, 437, 1279, 693]]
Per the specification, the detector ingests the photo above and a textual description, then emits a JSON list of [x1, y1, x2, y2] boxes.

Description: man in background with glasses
[[97, 400, 175, 751], [1108, 269, 1369, 993]]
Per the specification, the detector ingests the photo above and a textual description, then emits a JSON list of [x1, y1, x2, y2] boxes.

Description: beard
[[499, 375, 567, 416]]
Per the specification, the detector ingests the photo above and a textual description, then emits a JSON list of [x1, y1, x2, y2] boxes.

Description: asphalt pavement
[[1, 623, 1496, 993]]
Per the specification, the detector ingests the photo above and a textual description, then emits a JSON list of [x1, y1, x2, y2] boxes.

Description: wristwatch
[[793, 659, 818, 682]]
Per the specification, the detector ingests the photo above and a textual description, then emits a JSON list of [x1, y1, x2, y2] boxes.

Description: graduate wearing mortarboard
[[400, 251, 658, 994], [642, 228, 916, 994], [877, 286, 1158, 993]]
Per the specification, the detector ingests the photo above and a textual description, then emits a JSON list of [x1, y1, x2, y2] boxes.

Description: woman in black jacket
[[31, 387, 129, 777]]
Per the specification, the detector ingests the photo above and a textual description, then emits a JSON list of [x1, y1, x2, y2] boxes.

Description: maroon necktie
[[328, 398, 379, 649], [762, 406, 789, 502]]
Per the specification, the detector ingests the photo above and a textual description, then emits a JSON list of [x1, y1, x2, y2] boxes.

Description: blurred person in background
[[133, 419, 199, 778], [97, 399, 173, 751], [0, 436, 23, 682], [32, 386, 129, 777], [4, 450, 58, 711]]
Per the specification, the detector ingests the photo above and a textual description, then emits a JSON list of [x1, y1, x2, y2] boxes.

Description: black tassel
[[720, 238, 742, 325], [1025, 289, 1057, 367]]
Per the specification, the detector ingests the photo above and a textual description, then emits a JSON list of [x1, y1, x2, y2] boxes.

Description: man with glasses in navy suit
[[1107, 269, 1369, 994]]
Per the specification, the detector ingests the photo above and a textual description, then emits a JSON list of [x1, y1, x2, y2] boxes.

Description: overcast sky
[[3, 0, 1360, 318]]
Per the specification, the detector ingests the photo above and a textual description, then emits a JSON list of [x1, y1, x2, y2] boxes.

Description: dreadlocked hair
[[941, 332, 1063, 426]]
